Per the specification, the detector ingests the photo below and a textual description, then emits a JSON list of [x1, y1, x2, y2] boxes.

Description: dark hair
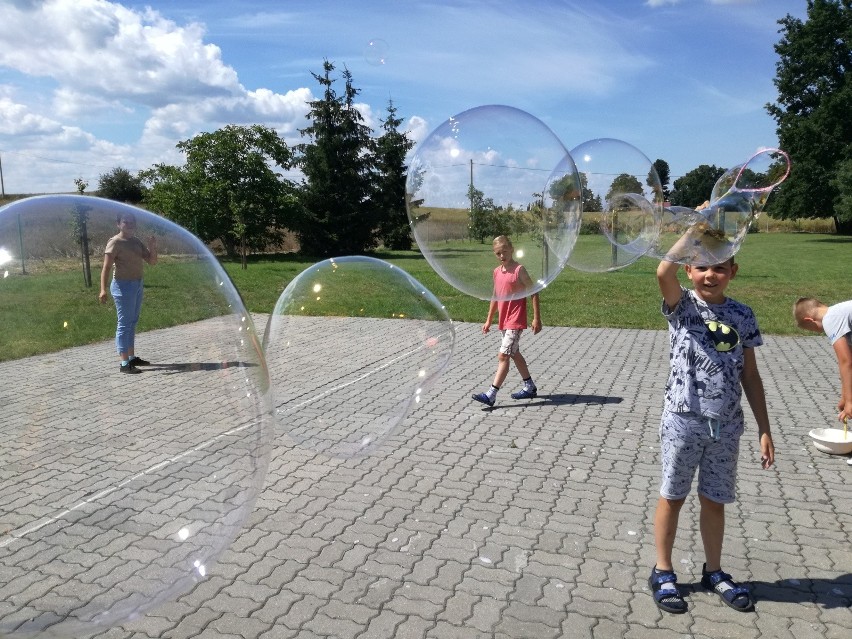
[[116, 212, 137, 224]]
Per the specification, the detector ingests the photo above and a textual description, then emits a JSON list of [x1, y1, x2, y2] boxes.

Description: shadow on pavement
[[478, 393, 624, 411], [749, 576, 852, 609], [145, 361, 258, 374]]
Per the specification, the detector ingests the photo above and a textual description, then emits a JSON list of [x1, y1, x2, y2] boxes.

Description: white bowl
[[809, 428, 852, 455]]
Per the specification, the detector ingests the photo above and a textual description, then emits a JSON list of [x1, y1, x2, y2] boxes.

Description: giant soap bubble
[[561, 138, 663, 272], [263, 256, 454, 459], [651, 205, 748, 266], [0, 196, 272, 637], [650, 148, 791, 265], [406, 105, 581, 301], [709, 147, 791, 215]]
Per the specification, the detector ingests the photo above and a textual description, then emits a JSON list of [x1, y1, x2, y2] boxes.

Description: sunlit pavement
[[10, 320, 852, 638]]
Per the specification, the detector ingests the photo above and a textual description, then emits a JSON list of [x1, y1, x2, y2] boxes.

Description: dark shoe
[[701, 564, 753, 612], [511, 386, 537, 400], [649, 567, 688, 614], [120, 364, 141, 374], [128, 356, 150, 366], [472, 392, 495, 407]]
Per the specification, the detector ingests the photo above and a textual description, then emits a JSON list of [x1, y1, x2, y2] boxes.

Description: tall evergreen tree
[[297, 61, 378, 255], [374, 100, 415, 250], [766, 0, 852, 232], [652, 159, 672, 202]]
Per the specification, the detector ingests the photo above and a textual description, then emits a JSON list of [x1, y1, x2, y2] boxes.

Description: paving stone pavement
[[3, 317, 851, 639]]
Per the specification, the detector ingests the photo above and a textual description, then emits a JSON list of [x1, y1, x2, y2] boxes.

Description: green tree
[[831, 157, 852, 222], [142, 124, 298, 268], [652, 159, 671, 201], [98, 167, 144, 203], [297, 61, 377, 256], [374, 100, 415, 250], [606, 173, 643, 203], [548, 172, 599, 212], [766, 0, 852, 232], [71, 177, 93, 288], [467, 185, 510, 243], [669, 164, 726, 208]]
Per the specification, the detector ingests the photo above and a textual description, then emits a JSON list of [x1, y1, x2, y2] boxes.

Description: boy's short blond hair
[[492, 235, 512, 249], [793, 296, 824, 325]]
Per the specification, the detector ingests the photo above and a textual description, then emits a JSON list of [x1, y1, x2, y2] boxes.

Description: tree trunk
[[221, 237, 238, 259], [81, 219, 92, 288], [833, 216, 852, 235]]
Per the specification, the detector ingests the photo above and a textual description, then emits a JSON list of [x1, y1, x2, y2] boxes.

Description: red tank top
[[493, 263, 527, 330]]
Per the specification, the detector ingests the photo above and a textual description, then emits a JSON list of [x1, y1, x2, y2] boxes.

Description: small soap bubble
[[364, 38, 389, 65]]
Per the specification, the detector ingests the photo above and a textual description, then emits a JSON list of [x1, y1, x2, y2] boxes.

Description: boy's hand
[[759, 432, 775, 469], [481, 322, 491, 334], [837, 398, 851, 423], [531, 318, 542, 334]]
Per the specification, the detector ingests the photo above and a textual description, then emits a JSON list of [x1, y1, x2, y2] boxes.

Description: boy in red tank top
[[472, 236, 542, 407]]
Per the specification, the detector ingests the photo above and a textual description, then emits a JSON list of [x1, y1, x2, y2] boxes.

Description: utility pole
[[469, 159, 474, 212], [0, 151, 6, 196]]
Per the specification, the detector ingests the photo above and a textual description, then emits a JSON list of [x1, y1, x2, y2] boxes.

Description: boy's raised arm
[[657, 259, 682, 311], [657, 228, 703, 310]]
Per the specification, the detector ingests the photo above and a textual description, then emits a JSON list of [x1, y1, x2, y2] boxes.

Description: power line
[[0, 148, 124, 169]]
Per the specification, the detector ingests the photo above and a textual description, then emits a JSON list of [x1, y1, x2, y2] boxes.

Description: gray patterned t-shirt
[[822, 300, 852, 347], [662, 287, 762, 422]]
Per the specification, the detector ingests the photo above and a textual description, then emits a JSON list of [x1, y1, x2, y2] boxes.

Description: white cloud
[[406, 116, 430, 148], [0, 1, 320, 191], [0, 96, 62, 135], [141, 87, 314, 143], [0, 0, 241, 107], [51, 87, 135, 120], [645, 0, 681, 6]]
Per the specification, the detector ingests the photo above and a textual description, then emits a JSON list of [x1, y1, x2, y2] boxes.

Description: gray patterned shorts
[[658, 409, 744, 504]]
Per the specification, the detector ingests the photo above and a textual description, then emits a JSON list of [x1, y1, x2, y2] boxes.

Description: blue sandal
[[701, 564, 753, 612], [649, 567, 687, 614]]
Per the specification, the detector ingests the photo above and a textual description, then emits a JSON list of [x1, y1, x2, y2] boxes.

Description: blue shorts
[[658, 410, 744, 504]]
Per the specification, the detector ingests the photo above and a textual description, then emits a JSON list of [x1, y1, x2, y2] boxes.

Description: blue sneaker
[[472, 392, 495, 407], [511, 386, 537, 400]]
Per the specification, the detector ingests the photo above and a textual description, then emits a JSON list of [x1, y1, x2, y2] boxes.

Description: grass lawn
[[2, 232, 849, 361], [224, 232, 852, 336]]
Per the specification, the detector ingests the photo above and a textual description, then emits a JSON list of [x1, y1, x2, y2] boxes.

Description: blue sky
[[0, 0, 806, 194]]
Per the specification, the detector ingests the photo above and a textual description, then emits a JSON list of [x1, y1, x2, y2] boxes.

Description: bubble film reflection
[[650, 149, 791, 266], [564, 138, 663, 272], [710, 148, 791, 215], [263, 256, 455, 459], [652, 205, 750, 266], [406, 105, 578, 300], [0, 196, 272, 637]]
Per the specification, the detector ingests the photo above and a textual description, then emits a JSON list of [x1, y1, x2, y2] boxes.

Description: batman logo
[[705, 320, 740, 352]]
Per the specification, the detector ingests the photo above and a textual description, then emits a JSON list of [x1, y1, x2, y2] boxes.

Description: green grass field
[[225, 232, 852, 335], [1, 232, 849, 361]]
